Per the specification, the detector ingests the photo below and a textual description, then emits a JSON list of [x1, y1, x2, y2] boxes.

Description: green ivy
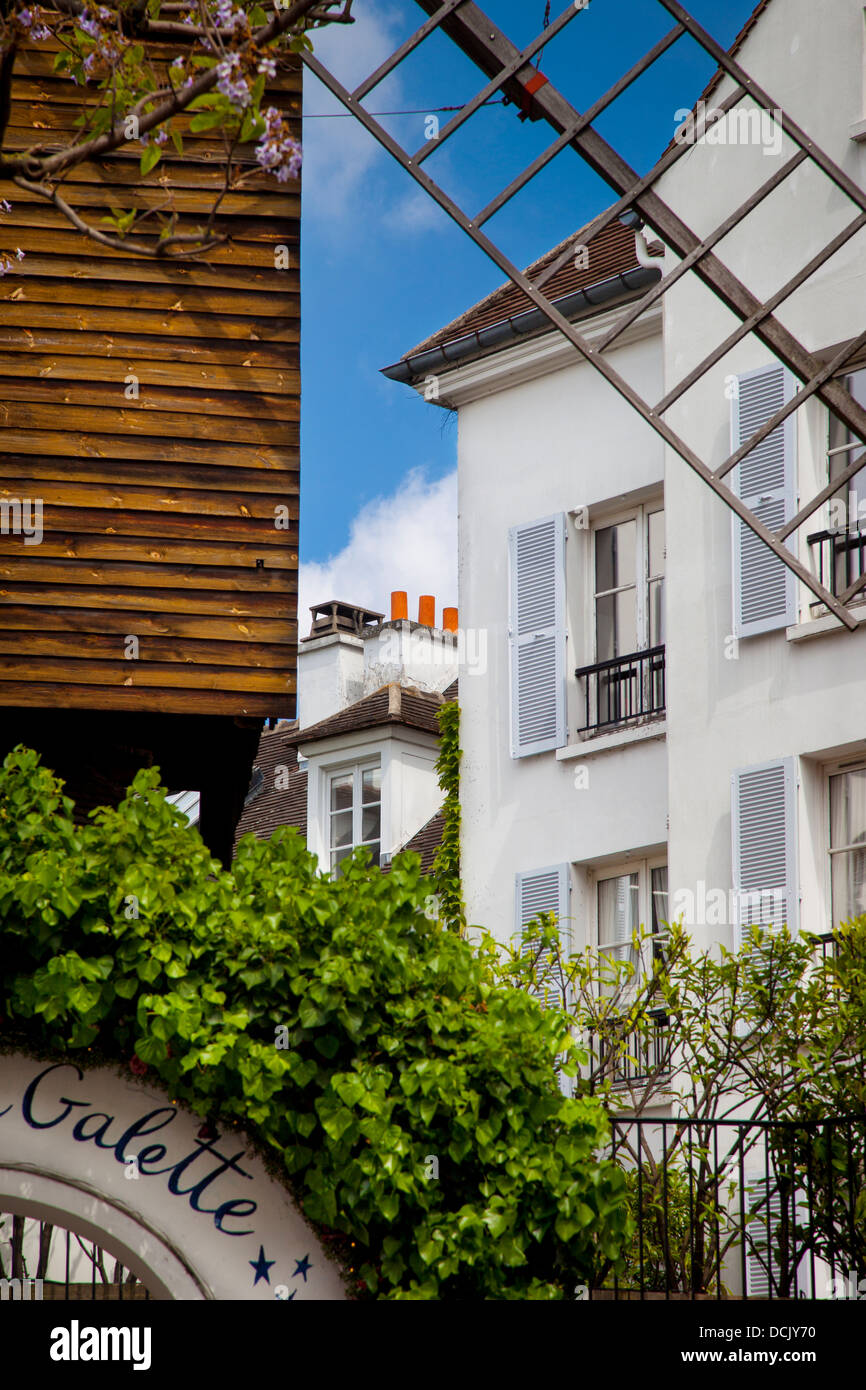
[[0, 746, 630, 1300], [431, 699, 465, 935]]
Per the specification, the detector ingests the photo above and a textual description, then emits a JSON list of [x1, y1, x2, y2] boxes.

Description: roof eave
[[381, 264, 662, 386]]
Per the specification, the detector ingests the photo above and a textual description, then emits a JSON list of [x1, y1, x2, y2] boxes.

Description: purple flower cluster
[[17, 8, 51, 39], [213, 0, 246, 33], [254, 106, 301, 183], [78, 9, 101, 39], [216, 52, 250, 110], [257, 55, 277, 79]]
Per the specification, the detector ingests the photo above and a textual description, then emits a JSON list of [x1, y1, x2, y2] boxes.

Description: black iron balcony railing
[[807, 528, 866, 604], [574, 644, 665, 735], [590, 1010, 672, 1089]]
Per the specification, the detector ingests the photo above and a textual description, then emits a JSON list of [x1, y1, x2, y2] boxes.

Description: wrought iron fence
[[592, 1116, 866, 1300], [0, 1214, 150, 1300]]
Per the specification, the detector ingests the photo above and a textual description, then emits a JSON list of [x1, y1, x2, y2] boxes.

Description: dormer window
[[328, 762, 382, 876]]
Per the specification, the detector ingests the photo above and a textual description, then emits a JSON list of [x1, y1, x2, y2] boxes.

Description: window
[[596, 860, 668, 996], [578, 505, 664, 732], [328, 763, 381, 876], [593, 860, 669, 1086], [593, 505, 664, 662], [822, 366, 866, 601], [829, 765, 866, 926]]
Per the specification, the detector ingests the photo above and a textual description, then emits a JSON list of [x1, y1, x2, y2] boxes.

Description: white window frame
[[326, 758, 382, 874], [825, 755, 866, 931], [590, 502, 665, 664], [591, 855, 669, 985]]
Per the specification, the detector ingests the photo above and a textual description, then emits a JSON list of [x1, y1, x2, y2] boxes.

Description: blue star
[[292, 1253, 313, 1283], [250, 1245, 275, 1285]]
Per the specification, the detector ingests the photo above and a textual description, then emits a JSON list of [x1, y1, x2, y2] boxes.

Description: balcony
[[574, 644, 665, 735], [807, 528, 866, 607], [590, 1009, 673, 1089]]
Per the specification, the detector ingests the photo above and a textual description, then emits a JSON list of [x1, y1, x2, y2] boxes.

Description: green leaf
[[140, 144, 162, 176]]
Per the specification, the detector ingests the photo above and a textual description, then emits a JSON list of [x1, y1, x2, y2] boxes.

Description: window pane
[[829, 369, 866, 514], [596, 589, 637, 661], [648, 576, 664, 647], [330, 846, 354, 877], [361, 806, 381, 843], [651, 866, 669, 934], [595, 520, 637, 594], [830, 768, 866, 847], [330, 774, 353, 813], [832, 850, 866, 925], [648, 510, 665, 579], [330, 809, 353, 849], [366, 843, 381, 868], [830, 769, 866, 925], [598, 872, 640, 995], [598, 873, 639, 945], [362, 766, 381, 803]]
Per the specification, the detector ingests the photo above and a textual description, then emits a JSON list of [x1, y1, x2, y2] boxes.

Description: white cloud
[[298, 467, 457, 632], [302, 6, 403, 226]]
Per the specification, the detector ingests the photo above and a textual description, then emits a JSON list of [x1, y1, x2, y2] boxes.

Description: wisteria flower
[[78, 9, 101, 38], [15, 249, 25, 261], [0, 200, 11, 214], [257, 55, 277, 79], [216, 52, 250, 110], [255, 106, 301, 182]]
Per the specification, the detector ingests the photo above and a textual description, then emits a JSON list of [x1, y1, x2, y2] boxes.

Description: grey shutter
[[508, 513, 567, 756], [744, 1175, 809, 1298], [731, 757, 798, 949], [731, 364, 797, 637], [515, 865, 572, 1093], [515, 865, 572, 1009]]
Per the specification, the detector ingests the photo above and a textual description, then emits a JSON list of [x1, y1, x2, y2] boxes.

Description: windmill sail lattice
[[305, 0, 866, 629]]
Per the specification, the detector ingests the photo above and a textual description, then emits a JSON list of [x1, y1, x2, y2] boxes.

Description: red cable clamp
[[518, 70, 549, 122]]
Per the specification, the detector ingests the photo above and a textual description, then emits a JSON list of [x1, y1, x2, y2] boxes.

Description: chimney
[[391, 590, 408, 621], [297, 598, 383, 729], [442, 606, 458, 632], [418, 594, 435, 627]]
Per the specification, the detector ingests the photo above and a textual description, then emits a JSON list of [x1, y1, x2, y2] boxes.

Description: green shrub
[[0, 746, 630, 1299]]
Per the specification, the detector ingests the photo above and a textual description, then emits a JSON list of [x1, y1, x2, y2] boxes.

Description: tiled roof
[[404, 217, 659, 359], [385, 809, 446, 875], [288, 683, 447, 747], [233, 721, 307, 849]]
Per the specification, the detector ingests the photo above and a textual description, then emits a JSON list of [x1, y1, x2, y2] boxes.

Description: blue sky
[[298, 0, 760, 624]]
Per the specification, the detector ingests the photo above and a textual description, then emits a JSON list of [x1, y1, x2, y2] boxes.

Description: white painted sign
[[0, 1054, 347, 1300]]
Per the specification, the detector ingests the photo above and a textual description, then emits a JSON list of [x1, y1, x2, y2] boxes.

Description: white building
[[382, 0, 866, 973], [234, 596, 458, 875]]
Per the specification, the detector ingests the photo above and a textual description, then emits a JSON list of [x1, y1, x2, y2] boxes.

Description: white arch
[[0, 1166, 206, 1299]]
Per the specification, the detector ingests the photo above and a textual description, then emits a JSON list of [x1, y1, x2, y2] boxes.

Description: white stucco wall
[[656, 0, 866, 948], [448, 312, 668, 939]]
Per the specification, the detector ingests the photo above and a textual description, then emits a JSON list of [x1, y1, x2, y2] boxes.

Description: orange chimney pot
[[391, 590, 408, 621], [442, 606, 458, 633], [418, 594, 435, 627]]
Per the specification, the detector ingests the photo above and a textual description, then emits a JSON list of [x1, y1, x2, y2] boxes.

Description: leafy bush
[[0, 746, 630, 1299]]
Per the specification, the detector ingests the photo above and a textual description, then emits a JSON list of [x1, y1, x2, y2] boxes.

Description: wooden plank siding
[[0, 37, 300, 718]]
